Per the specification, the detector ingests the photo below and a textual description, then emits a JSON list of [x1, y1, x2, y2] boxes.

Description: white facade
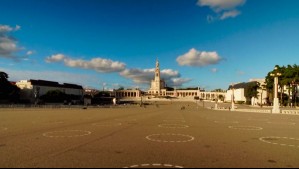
[[250, 79, 268, 106], [146, 60, 225, 100], [148, 60, 166, 95], [225, 79, 269, 105], [16, 80, 84, 103], [115, 89, 141, 98], [225, 88, 247, 103]]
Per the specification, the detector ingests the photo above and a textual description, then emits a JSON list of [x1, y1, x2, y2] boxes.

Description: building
[[16, 80, 84, 103], [115, 89, 142, 99], [115, 60, 226, 101], [147, 60, 225, 100], [250, 79, 268, 106], [148, 60, 167, 96], [225, 79, 268, 105]]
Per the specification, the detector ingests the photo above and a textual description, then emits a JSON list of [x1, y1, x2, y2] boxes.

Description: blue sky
[[1, 0, 299, 91]]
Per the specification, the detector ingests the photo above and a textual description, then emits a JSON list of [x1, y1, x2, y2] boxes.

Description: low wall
[[281, 110, 299, 115], [234, 109, 272, 114]]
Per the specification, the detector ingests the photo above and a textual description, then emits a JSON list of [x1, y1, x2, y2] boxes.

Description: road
[[0, 102, 299, 168]]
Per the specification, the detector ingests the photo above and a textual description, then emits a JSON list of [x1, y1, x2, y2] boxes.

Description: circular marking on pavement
[[267, 122, 296, 126], [46, 121, 65, 125], [146, 133, 195, 143], [229, 126, 263, 131], [43, 130, 91, 138], [214, 120, 239, 124], [123, 163, 184, 168], [248, 118, 269, 122], [163, 120, 186, 123], [158, 124, 189, 129], [92, 122, 122, 127], [259, 137, 299, 148]]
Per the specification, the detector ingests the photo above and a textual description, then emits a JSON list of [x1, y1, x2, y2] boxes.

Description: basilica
[[115, 60, 226, 101]]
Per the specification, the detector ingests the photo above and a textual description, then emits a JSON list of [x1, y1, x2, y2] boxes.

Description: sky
[[1, 0, 299, 91]]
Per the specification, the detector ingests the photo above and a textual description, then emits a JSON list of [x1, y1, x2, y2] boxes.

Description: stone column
[[272, 76, 281, 114]]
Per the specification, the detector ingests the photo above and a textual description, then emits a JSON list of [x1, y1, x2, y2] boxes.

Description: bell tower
[[155, 59, 161, 83], [149, 59, 165, 96]]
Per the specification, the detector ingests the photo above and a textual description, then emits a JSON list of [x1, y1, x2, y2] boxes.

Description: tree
[[244, 82, 260, 102], [0, 72, 9, 82], [0, 72, 20, 103], [265, 64, 299, 106]]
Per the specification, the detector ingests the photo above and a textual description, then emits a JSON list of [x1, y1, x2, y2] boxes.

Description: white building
[[225, 88, 246, 103], [250, 79, 268, 106], [147, 60, 225, 100], [115, 89, 142, 99], [225, 79, 268, 106], [16, 80, 84, 103], [148, 60, 167, 96]]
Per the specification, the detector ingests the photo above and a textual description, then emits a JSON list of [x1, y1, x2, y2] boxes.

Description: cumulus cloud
[[211, 68, 218, 73], [220, 10, 241, 20], [177, 48, 222, 67], [45, 54, 126, 73], [0, 25, 22, 59], [197, 0, 246, 21], [45, 54, 66, 63], [170, 78, 192, 87], [120, 68, 191, 87], [26, 50, 35, 56], [1, 67, 95, 87]]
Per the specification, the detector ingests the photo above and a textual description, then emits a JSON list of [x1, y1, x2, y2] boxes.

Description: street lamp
[[231, 83, 235, 111], [291, 81, 298, 108], [270, 67, 282, 114]]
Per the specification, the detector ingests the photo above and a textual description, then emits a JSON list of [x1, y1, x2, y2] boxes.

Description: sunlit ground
[[1, 102, 299, 168]]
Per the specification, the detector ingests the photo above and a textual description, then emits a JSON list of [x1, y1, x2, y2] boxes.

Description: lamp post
[[291, 81, 298, 108], [215, 97, 218, 110], [231, 83, 235, 111], [271, 67, 282, 114]]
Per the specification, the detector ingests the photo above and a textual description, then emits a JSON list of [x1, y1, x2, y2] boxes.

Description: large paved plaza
[[1, 102, 299, 168]]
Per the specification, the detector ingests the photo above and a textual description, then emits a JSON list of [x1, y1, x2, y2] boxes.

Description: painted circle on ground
[[163, 120, 186, 123], [46, 121, 65, 125], [214, 121, 239, 124], [267, 122, 296, 126], [43, 130, 91, 138], [259, 137, 299, 148], [228, 126, 263, 131], [92, 122, 122, 127], [158, 124, 189, 129], [146, 133, 195, 143], [248, 118, 269, 122], [123, 163, 184, 168]]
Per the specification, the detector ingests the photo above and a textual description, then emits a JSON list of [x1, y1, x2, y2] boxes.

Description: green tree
[[265, 64, 299, 106], [244, 82, 260, 101], [0, 72, 20, 103]]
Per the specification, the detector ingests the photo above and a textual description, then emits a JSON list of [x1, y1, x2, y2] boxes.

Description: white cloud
[[26, 50, 35, 56], [170, 78, 192, 87], [1, 68, 95, 86], [220, 10, 241, 20], [0, 24, 23, 59], [45, 54, 126, 73], [120, 68, 191, 87], [45, 54, 66, 63], [0, 25, 13, 33], [197, 0, 246, 21], [211, 68, 218, 73], [177, 48, 222, 67]]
